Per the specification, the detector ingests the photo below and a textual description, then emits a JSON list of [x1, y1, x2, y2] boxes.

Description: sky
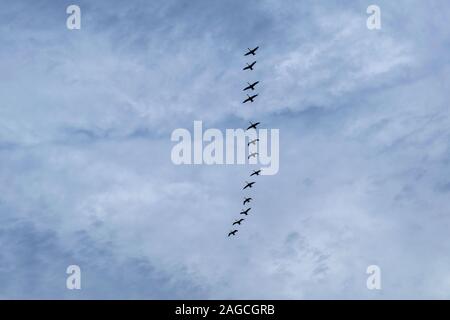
[[0, 0, 450, 299]]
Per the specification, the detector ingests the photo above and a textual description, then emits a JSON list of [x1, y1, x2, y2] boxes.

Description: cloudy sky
[[1, 0, 450, 299]]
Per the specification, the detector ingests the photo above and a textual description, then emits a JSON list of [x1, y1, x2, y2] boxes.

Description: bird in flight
[[228, 230, 238, 237], [243, 94, 258, 104], [240, 208, 251, 215], [243, 181, 255, 189], [248, 138, 259, 146], [246, 121, 260, 131], [243, 197, 252, 205], [244, 46, 259, 56], [243, 81, 259, 91], [243, 61, 256, 71], [248, 152, 258, 159], [233, 218, 245, 226], [250, 169, 262, 176]]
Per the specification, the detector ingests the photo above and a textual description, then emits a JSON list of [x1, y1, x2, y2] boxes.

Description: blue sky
[[1, 0, 450, 299]]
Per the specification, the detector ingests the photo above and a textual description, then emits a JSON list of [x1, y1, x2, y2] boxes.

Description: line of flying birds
[[242, 46, 259, 104], [228, 46, 262, 238]]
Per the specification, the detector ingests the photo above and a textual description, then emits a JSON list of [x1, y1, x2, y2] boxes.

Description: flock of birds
[[228, 46, 262, 238]]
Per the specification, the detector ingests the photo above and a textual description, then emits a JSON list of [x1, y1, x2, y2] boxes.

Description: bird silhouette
[[243, 197, 252, 205], [250, 169, 261, 176], [243, 61, 256, 71], [244, 46, 259, 56], [246, 121, 260, 131], [243, 94, 258, 104], [228, 230, 238, 237], [243, 181, 255, 189], [240, 208, 251, 215], [233, 218, 245, 226], [248, 152, 258, 159], [243, 81, 259, 91], [248, 138, 259, 146]]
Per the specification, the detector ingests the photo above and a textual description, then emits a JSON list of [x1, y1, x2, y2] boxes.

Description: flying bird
[[243, 94, 258, 104], [246, 121, 260, 131], [243, 61, 256, 71], [248, 138, 259, 146], [248, 152, 258, 159], [243, 81, 259, 91], [250, 169, 261, 176], [244, 46, 259, 56], [240, 208, 251, 215], [233, 218, 245, 226], [243, 181, 255, 189], [243, 197, 253, 205], [228, 230, 238, 237]]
